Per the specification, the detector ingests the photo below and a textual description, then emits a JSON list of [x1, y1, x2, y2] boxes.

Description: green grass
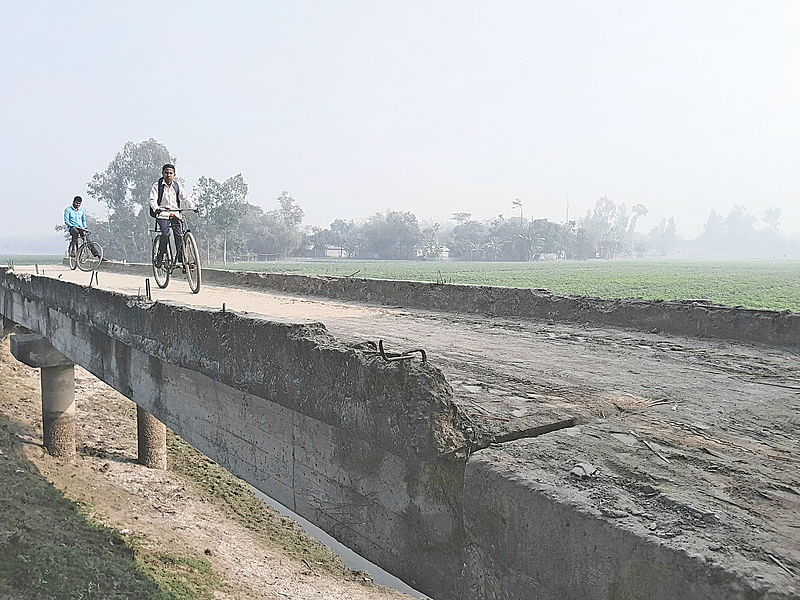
[[0, 411, 224, 600], [166, 431, 347, 572], [215, 259, 800, 313], [0, 255, 63, 266]]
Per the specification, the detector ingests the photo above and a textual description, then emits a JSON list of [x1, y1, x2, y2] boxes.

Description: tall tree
[[578, 197, 643, 258], [628, 204, 648, 235], [451, 212, 472, 225], [647, 217, 679, 256], [330, 219, 362, 257], [87, 139, 172, 260], [194, 174, 249, 264], [726, 204, 756, 240], [419, 222, 441, 259], [276, 191, 304, 226], [449, 218, 487, 260], [763, 206, 782, 232], [362, 211, 421, 259]]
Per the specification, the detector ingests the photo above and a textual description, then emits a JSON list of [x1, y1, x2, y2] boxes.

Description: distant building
[[325, 246, 349, 258]]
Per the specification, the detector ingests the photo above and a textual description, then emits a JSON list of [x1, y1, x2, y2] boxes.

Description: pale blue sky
[[2, 1, 798, 250]]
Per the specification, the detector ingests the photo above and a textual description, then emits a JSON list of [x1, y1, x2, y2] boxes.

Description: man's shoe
[[154, 255, 163, 269]]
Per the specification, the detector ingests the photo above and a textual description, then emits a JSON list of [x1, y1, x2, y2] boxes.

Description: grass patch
[[134, 547, 219, 600], [0, 255, 63, 266], [0, 412, 224, 600], [166, 430, 346, 573], [216, 258, 800, 312]]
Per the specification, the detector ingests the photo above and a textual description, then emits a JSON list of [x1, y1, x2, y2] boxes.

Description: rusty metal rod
[[378, 340, 427, 363]]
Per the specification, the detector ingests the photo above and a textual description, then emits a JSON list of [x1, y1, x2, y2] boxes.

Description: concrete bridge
[[1, 264, 798, 599]]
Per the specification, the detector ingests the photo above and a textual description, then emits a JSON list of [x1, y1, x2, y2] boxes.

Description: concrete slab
[[463, 423, 799, 599]]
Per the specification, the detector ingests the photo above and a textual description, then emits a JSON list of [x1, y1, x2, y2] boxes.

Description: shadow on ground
[[0, 409, 219, 600]]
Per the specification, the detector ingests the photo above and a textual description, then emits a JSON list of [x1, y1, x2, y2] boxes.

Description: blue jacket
[[64, 205, 86, 229]]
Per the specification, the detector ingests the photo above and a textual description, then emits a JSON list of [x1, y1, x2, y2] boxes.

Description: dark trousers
[[68, 226, 84, 244], [157, 217, 183, 261], [69, 226, 99, 256]]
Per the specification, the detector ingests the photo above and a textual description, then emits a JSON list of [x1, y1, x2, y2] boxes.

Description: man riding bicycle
[[64, 195, 87, 244], [64, 195, 100, 257], [149, 164, 197, 268]]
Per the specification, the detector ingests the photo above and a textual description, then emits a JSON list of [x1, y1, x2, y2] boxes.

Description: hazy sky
[[2, 1, 798, 250]]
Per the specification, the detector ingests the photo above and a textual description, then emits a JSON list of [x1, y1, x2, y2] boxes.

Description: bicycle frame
[[151, 208, 201, 293], [68, 228, 103, 271], [153, 214, 189, 273]]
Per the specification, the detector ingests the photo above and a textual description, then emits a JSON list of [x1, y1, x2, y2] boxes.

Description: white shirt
[[148, 179, 195, 219]]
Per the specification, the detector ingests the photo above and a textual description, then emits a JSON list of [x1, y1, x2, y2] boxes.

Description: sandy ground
[[9, 265, 800, 592], [0, 335, 416, 600]]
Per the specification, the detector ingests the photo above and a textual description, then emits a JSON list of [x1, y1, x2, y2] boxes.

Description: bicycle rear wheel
[[183, 232, 201, 294], [152, 236, 172, 288], [68, 241, 78, 270], [77, 242, 103, 271]]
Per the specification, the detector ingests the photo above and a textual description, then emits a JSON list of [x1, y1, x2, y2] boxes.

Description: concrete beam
[[11, 334, 74, 368]]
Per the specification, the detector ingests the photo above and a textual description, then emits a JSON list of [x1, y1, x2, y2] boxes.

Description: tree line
[[76, 139, 792, 263]]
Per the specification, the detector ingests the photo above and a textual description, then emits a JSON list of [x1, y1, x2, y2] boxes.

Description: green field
[[219, 259, 800, 313], [1, 255, 62, 266]]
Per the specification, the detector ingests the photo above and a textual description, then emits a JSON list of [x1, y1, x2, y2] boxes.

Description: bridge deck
[[22, 265, 800, 595]]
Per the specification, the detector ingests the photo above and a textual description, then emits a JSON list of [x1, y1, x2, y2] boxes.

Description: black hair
[[73, 196, 82, 203], [162, 163, 175, 173]]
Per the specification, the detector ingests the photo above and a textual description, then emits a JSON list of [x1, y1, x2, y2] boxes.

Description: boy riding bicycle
[[64, 195, 87, 245], [149, 164, 197, 268], [64, 195, 100, 257]]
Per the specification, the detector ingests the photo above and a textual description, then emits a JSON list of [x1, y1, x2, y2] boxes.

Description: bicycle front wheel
[[152, 236, 172, 288], [77, 242, 103, 271], [183, 232, 201, 294], [68, 241, 78, 270]]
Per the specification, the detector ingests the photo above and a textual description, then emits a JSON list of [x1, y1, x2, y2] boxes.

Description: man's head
[[72, 196, 82, 209], [162, 164, 176, 185]]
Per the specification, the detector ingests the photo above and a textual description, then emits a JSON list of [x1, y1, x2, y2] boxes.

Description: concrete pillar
[[40, 364, 76, 458], [137, 405, 166, 469], [10, 334, 75, 458]]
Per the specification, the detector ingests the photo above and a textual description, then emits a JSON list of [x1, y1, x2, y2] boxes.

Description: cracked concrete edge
[[462, 442, 798, 600], [92, 261, 799, 348]]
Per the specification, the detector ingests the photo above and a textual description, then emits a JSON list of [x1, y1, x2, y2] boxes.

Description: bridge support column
[[137, 406, 166, 469], [10, 334, 76, 458]]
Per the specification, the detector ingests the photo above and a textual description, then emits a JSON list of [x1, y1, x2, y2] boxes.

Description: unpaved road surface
[[20, 266, 800, 592]]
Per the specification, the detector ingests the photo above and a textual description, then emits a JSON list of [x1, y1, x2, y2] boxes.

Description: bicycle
[[151, 208, 202, 294], [67, 228, 104, 272]]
